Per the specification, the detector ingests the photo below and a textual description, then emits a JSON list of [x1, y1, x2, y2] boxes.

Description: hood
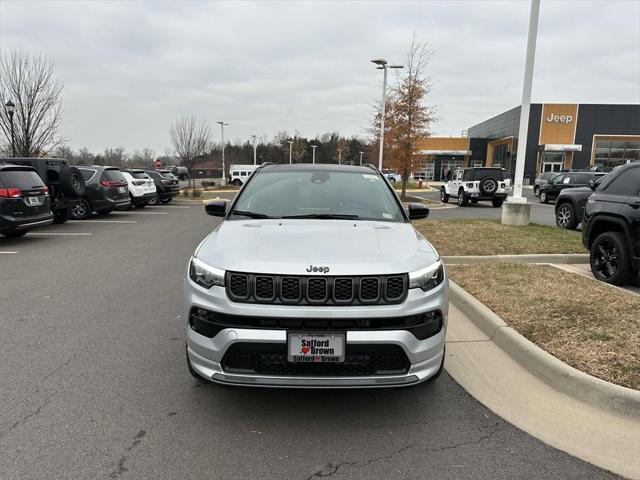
[[195, 219, 439, 276], [558, 186, 593, 197]]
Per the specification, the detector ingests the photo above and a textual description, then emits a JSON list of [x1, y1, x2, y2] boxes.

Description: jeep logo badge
[[306, 265, 330, 274], [546, 114, 573, 124]]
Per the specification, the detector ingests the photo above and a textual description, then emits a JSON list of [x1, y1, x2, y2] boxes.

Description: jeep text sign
[[546, 114, 573, 124]]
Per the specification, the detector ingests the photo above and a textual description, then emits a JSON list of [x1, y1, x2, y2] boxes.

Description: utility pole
[[502, 0, 539, 226], [250, 134, 257, 165], [371, 59, 403, 170], [217, 121, 228, 185], [311, 145, 317, 164], [359, 151, 364, 165], [288, 140, 293, 164], [5, 100, 16, 157], [337, 148, 342, 165]]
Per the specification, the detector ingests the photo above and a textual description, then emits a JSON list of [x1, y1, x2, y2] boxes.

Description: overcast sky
[[1, 0, 639, 155]]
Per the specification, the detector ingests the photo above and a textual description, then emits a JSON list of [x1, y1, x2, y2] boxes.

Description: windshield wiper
[[281, 213, 360, 220], [230, 210, 274, 219]]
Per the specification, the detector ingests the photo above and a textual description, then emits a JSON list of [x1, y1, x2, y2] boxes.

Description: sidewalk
[[445, 303, 640, 479]]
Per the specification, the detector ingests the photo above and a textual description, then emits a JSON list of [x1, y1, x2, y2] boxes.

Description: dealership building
[[415, 103, 639, 181]]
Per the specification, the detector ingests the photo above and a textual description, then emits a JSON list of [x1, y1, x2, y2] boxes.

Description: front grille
[[222, 343, 409, 377], [226, 272, 408, 306]]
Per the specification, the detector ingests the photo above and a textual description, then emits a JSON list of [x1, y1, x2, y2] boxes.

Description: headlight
[[409, 261, 444, 291], [189, 257, 225, 289]]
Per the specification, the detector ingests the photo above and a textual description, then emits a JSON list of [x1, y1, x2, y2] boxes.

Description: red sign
[[155, 159, 161, 168]]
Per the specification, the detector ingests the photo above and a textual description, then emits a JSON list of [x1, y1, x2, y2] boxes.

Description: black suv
[[554, 172, 614, 230], [0, 163, 53, 237], [539, 171, 606, 204], [72, 166, 130, 219], [146, 169, 180, 204], [0, 157, 85, 223], [582, 163, 640, 286]]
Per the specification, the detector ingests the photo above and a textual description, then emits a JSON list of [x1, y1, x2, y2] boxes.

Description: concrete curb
[[449, 280, 640, 420], [443, 254, 589, 264]]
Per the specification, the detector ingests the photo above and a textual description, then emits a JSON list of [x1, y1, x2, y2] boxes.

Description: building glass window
[[594, 139, 640, 168]]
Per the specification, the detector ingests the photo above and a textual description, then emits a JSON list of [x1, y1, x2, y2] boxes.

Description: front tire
[[457, 190, 469, 206], [590, 231, 632, 286], [440, 188, 450, 203], [540, 191, 549, 204], [70, 198, 92, 219], [555, 203, 577, 229]]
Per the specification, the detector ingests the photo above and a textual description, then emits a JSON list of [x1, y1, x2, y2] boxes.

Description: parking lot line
[[28, 232, 93, 236], [152, 205, 190, 209], [0, 251, 19, 254], [78, 220, 137, 223], [113, 211, 168, 215]]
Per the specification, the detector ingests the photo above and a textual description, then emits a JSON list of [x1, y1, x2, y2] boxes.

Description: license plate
[[118, 187, 126, 193], [288, 333, 345, 363], [27, 196, 43, 206]]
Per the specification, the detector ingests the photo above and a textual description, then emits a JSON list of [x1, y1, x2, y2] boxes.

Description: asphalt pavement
[[0, 203, 616, 479]]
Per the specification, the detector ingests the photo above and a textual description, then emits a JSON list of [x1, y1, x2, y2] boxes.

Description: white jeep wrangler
[[441, 167, 510, 207]]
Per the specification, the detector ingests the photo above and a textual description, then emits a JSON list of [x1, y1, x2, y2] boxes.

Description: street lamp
[[287, 140, 293, 164], [337, 148, 342, 165], [502, 0, 540, 226], [359, 151, 364, 165], [371, 59, 403, 171], [310, 144, 317, 164], [217, 121, 228, 186], [250, 134, 258, 165], [5, 100, 16, 157]]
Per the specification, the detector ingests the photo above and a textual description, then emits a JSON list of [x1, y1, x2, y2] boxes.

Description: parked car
[[0, 163, 54, 237], [228, 164, 259, 186], [171, 166, 189, 180], [185, 163, 445, 388], [383, 169, 402, 184], [121, 169, 156, 208], [0, 157, 85, 223], [533, 172, 557, 197], [554, 172, 615, 229], [146, 169, 180, 204], [582, 163, 640, 286], [441, 167, 510, 207], [539, 171, 606, 204], [72, 166, 130, 219]]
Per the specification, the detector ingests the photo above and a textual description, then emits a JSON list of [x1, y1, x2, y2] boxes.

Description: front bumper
[[184, 277, 448, 388]]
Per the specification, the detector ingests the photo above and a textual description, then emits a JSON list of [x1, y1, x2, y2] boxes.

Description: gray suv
[[184, 163, 448, 388]]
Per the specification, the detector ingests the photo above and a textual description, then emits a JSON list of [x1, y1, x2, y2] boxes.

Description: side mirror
[[407, 203, 429, 221], [588, 179, 596, 191], [205, 199, 227, 217]]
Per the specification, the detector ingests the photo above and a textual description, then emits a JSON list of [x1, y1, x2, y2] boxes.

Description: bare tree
[[103, 146, 127, 167], [131, 148, 155, 168], [169, 115, 212, 188], [0, 50, 64, 157]]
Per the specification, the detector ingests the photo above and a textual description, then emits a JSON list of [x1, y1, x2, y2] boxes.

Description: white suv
[[441, 167, 510, 207], [122, 170, 157, 208]]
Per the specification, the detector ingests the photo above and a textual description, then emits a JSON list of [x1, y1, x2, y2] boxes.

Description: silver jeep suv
[[184, 163, 448, 388]]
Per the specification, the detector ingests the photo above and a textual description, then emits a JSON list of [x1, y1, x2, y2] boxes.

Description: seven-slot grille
[[226, 272, 408, 306]]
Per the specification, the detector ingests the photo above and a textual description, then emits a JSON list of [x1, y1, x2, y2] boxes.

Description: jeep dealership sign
[[546, 113, 573, 124]]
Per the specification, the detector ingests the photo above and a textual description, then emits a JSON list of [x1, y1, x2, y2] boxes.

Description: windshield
[[0, 169, 44, 189], [471, 168, 504, 181], [231, 169, 405, 222], [130, 171, 149, 179]]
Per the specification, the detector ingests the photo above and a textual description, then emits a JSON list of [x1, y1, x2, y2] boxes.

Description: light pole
[[250, 134, 257, 165], [217, 121, 228, 185], [359, 151, 364, 165], [5, 100, 16, 157], [502, 0, 539, 226], [337, 148, 342, 165], [371, 59, 403, 171], [311, 144, 317, 164], [288, 140, 293, 164]]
